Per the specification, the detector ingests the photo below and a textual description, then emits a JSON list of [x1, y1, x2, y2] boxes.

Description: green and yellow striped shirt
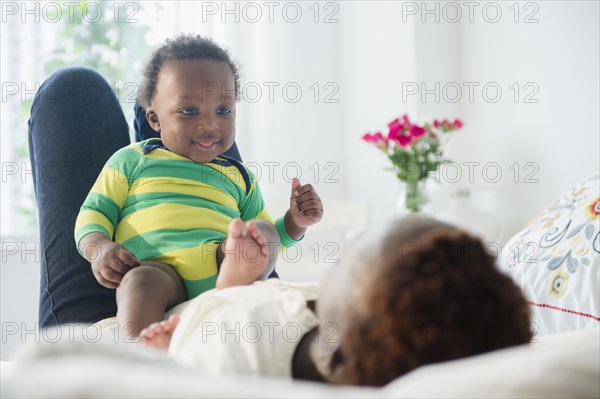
[[75, 138, 299, 298]]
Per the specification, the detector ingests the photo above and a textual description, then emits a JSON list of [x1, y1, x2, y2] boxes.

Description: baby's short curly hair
[[342, 228, 532, 386], [137, 34, 240, 109]]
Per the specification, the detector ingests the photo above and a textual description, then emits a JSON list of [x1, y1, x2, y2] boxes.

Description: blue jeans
[[29, 67, 276, 328]]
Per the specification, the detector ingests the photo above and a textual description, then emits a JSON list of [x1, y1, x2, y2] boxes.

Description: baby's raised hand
[[288, 177, 323, 229]]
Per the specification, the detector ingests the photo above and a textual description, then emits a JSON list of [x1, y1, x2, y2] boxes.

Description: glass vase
[[396, 179, 427, 215]]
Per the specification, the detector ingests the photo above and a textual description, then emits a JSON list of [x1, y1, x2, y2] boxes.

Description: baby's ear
[[311, 339, 347, 383], [325, 347, 347, 383], [145, 108, 160, 132]]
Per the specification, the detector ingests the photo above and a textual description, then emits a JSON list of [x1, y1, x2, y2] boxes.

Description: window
[[0, 1, 215, 237]]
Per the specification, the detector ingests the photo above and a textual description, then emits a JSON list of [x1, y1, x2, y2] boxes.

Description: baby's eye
[[217, 107, 232, 116], [179, 108, 197, 116]]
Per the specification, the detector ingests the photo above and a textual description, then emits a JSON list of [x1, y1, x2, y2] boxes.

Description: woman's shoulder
[[172, 280, 319, 314], [168, 280, 320, 378], [260, 279, 320, 299]]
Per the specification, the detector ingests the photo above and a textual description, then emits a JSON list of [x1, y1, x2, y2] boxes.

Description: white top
[[167, 280, 319, 378]]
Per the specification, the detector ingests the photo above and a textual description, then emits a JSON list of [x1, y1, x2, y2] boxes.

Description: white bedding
[[3, 327, 599, 398]]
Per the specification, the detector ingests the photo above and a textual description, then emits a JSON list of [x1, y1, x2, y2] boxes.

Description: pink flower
[[410, 125, 426, 138], [361, 132, 373, 142], [362, 132, 388, 152], [396, 134, 412, 147], [388, 118, 401, 130], [361, 131, 386, 144], [387, 118, 404, 141], [363, 114, 463, 155], [433, 118, 454, 132], [373, 131, 385, 142]]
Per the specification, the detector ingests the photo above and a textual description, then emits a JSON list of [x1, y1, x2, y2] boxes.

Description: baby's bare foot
[[216, 219, 271, 289], [139, 314, 180, 349]]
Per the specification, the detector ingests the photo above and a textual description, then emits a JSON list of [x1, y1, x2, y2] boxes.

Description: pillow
[[382, 328, 600, 398], [500, 173, 599, 335]]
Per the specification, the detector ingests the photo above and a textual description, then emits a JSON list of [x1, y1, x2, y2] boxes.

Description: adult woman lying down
[[138, 216, 532, 386]]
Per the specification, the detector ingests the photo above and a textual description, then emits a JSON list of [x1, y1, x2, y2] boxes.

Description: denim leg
[[28, 67, 130, 328]]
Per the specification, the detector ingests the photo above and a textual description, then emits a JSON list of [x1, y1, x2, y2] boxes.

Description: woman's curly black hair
[[137, 34, 240, 108], [342, 228, 532, 387]]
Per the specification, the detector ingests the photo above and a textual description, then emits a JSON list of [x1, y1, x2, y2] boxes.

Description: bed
[[2, 173, 599, 398], [2, 327, 598, 398]]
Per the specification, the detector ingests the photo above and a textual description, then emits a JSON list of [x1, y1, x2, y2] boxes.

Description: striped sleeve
[[74, 144, 142, 254], [238, 168, 267, 221], [239, 167, 303, 248]]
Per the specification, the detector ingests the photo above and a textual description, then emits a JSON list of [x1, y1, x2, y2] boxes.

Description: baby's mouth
[[192, 138, 219, 151]]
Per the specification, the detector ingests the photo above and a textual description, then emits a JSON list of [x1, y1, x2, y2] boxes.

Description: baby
[[74, 35, 323, 337], [138, 217, 532, 385]]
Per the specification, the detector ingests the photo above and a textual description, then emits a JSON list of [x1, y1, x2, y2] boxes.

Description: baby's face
[[146, 59, 236, 163]]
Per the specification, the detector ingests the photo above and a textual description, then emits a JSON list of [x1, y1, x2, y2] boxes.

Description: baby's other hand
[[289, 177, 323, 229], [88, 237, 140, 289]]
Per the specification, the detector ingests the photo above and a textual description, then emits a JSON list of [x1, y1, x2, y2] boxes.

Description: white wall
[[455, 1, 599, 242], [328, 0, 599, 241], [408, 1, 599, 243], [339, 2, 418, 222], [225, 13, 346, 204]]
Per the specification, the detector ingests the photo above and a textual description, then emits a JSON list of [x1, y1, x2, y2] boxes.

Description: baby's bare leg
[[216, 219, 280, 289], [116, 261, 186, 338]]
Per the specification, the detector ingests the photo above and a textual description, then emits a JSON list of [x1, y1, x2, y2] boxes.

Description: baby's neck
[[291, 327, 325, 382]]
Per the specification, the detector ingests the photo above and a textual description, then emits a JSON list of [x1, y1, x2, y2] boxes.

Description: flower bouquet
[[362, 115, 463, 213]]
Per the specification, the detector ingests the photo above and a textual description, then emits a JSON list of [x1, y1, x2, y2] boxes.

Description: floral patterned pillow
[[501, 172, 600, 335]]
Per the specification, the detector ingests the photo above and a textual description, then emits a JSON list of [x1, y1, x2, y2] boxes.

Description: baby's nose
[[197, 115, 219, 132]]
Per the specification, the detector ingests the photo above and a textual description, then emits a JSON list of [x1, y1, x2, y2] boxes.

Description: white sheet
[[3, 327, 599, 398]]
